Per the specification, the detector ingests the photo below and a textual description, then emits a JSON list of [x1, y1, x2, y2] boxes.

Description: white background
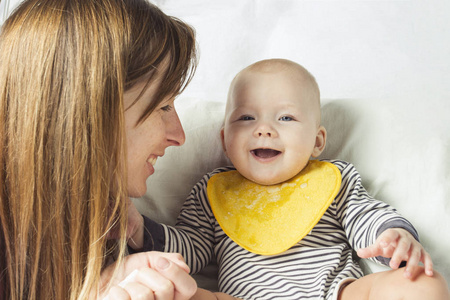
[[4, 0, 449, 105]]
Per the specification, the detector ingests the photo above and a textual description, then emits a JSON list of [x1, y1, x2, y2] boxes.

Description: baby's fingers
[[389, 238, 411, 269], [377, 228, 401, 248], [404, 249, 433, 279], [357, 236, 396, 259], [403, 246, 421, 278], [357, 244, 382, 259], [421, 250, 434, 277]]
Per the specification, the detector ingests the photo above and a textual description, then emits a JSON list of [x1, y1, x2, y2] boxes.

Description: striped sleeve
[[330, 160, 418, 265], [163, 168, 233, 274]]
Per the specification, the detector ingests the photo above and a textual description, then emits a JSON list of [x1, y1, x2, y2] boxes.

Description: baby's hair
[[226, 58, 321, 123], [246, 58, 320, 103]]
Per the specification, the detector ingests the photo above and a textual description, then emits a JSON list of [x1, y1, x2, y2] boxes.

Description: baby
[[138, 59, 449, 300]]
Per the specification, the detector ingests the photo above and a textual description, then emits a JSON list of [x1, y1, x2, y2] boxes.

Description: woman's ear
[[311, 126, 327, 158]]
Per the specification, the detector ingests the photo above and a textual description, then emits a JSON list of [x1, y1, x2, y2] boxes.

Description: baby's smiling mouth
[[251, 148, 281, 159]]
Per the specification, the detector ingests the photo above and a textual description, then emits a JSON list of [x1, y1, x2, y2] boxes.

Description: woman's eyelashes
[[161, 104, 172, 112]]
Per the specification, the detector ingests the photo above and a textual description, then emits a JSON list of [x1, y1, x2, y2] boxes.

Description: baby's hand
[[357, 228, 433, 279]]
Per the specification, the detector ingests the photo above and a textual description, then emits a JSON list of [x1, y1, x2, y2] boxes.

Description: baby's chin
[[245, 172, 292, 186]]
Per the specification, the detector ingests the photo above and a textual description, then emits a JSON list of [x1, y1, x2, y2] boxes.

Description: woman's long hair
[[0, 0, 196, 299]]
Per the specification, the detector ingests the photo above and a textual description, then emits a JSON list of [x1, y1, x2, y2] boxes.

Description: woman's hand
[[99, 252, 197, 300]]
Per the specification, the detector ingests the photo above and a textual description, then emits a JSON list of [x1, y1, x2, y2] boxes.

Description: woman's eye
[[279, 115, 294, 121], [161, 105, 172, 112]]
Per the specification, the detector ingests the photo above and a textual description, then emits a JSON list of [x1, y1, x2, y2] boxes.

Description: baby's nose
[[254, 123, 277, 138]]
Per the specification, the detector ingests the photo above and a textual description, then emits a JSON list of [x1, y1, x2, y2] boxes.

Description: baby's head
[[221, 58, 326, 185]]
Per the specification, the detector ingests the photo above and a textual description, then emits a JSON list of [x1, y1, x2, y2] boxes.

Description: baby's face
[[221, 68, 325, 185]]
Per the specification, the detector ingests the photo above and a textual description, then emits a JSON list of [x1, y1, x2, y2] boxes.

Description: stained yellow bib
[[207, 160, 342, 255]]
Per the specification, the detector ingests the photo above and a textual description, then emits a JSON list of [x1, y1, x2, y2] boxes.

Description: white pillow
[[134, 97, 450, 284], [320, 98, 450, 278]]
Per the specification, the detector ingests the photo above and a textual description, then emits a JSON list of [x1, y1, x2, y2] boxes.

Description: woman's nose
[[166, 110, 185, 146]]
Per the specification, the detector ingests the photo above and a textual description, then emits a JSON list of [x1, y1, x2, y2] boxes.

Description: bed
[[2, 0, 449, 292]]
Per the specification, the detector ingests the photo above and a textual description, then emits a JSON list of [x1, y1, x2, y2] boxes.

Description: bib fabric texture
[[207, 160, 342, 255]]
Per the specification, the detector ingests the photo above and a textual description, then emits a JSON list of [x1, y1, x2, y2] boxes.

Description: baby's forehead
[[234, 68, 317, 102], [227, 60, 320, 113], [229, 85, 315, 112], [236, 65, 315, 96]]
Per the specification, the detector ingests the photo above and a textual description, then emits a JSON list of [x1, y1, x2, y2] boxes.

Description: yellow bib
[[207, 160, 342, 255]]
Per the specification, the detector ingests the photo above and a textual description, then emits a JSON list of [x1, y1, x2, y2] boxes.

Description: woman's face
[[124, 74, 185, 197]]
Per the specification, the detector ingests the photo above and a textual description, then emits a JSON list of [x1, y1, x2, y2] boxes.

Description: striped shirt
[[160, 160, 418, 299]]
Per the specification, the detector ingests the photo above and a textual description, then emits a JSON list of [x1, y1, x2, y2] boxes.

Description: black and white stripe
[[163, 160, 418, 300]]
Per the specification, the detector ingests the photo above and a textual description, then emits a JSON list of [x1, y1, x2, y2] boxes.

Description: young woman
[[0, 0, 197, 298]]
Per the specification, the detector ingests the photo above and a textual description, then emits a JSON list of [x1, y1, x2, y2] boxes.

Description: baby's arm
[[357, 228, 433, 279]]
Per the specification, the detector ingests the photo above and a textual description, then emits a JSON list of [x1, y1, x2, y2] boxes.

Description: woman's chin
[[127, 183, 148, 198]]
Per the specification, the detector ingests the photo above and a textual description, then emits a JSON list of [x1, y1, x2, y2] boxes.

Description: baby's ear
[[311, 126, 327, 158], [220, 127, 228, 156]]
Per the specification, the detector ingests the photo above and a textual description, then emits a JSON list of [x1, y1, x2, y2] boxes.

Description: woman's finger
[[106, 285, 131, 300], [153, 257, 197, 300], [122, 281, 155, 300], [153, 252, 191, 274], [134, 266, 175, 300], [100, 252, 196, 300]]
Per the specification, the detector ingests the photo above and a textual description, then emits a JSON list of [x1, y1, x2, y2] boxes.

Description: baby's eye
[[160, 105, 172, 112], [239, 115, 254, 121], [279, 115, 294, 121]]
